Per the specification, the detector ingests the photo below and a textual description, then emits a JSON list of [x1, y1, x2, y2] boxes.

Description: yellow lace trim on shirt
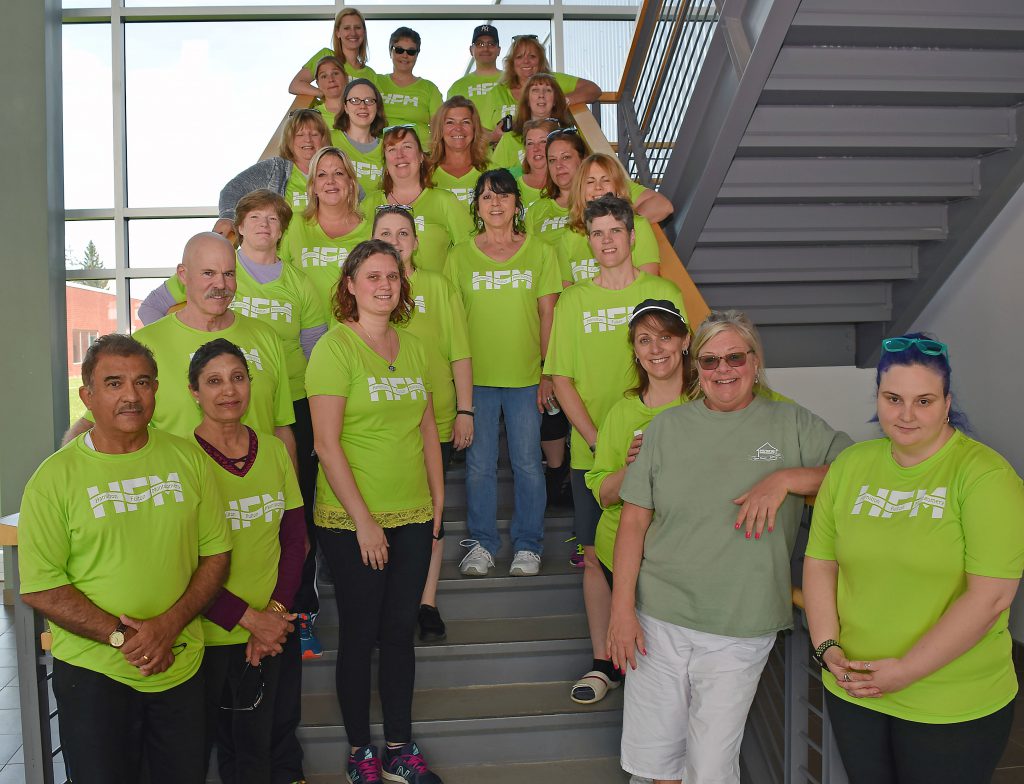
[[313, 502, 433, 531]]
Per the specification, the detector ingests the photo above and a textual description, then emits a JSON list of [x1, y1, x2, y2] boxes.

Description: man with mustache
[[64, 232, 297, 465], [20, 333, 232, 783]]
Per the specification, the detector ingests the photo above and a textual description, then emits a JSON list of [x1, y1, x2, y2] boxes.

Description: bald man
[[64, 233, 297, 466]]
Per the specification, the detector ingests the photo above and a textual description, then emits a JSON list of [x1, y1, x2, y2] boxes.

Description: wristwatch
[[108, 622, 128, 649]]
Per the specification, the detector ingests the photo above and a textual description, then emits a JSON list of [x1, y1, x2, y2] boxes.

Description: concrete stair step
[[306, 756, 630, 783]]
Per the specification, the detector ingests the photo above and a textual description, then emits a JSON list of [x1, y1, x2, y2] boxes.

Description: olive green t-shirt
[[19, 430, 232, 692], [305, 325, 434, 529], [806, 432, 1024, 723], [444, 235, 561, 388], [545, 274, 684, 470], [620, 396, 852, 637], [363, 188, 474, 274], [556, 217, 661, 284]]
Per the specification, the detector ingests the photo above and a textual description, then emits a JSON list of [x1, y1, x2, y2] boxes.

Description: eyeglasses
[[382, 123, 417, 135], [546, 126, 579, 141], [346, 96, 377, 106], [881, 337, 948, 357], [220, 663, 264, 712], [473, 40, 498, 48], [696, 350, 754, 371], [392, 46, 420, 56]]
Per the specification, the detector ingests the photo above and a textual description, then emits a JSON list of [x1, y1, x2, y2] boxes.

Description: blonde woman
[[289, 6, 376, 98]]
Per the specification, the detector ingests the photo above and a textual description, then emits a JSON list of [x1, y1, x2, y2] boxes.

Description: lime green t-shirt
[[556, 217, 661, 284], [376, 75, 443, 147], [526, 197, 569, 246], [444, 235, 561, 388], [314, 103, 339, 137], [134, 314, 295, 438], [478, 73, 578, 129], [545, 273, 684, 470], [491, 132, 524, 170], [19, 429, 231, 692], [284, 164, 309, 214], [447, 71, 502, 102], [620, 396, 852, 637], [329, 132, 384, 196], [587, 393, 688, 571], [278, 215, 373, 318], [430, 165, 485, 216], [398, 269, 472, 442], [305, 325, 434, 529], [516, 175, 544, 210], [200, 430, 303, 646], [363, 188, 474, 274], [303, 48, 377, 84], [164, 257, 327, 401], [806, 431, 1024, 723]]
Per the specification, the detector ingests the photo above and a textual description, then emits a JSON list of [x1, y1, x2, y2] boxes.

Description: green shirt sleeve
[[794, 405, 853, 467], [297, 271, 328, 330], [804, 462, 839, 561], [491, 134, 523, 170], [545, 296, 576, 379], [555, 72, 580, 96], [962, 467, 1024, 579], [586, 405, 628, 510], [267, 333, 296, 427], [633, 218, 660, 267], [166, 274, 186, 303], [446, 278, 472, 362], [537, 243, 563, 298], [306, 331, 355, 399], [18, 482, 73, 594], [619, 414, 660, 510], [442, 191, 475, 247], [303, 47, 335, 76]]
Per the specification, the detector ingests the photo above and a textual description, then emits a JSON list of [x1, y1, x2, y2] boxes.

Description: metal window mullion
[[111, 0, 130, 332], [552, 0, 565, 74]]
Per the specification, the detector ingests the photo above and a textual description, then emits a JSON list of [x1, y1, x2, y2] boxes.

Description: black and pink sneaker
[[347, 744, 382, 783], [381, 741, 443, 783]]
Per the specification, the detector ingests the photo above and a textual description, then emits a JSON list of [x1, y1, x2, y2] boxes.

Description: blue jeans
[[466, 385, 546, 556]]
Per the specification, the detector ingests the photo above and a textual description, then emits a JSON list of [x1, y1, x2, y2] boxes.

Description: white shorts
[[620, 611, 775, 783]]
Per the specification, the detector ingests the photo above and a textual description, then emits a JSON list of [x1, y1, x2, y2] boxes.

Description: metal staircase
[[616, 0, 1024, 367]]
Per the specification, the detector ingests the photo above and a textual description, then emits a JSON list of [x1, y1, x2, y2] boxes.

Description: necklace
[[353, 321, 397, 372]]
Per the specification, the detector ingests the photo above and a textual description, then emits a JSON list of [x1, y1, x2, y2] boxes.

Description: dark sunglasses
[[546, 126, 579, 141], [512, 34, 539, 42], [220, 662, 264, 712], [392, 45, 420, 56], [346, 96, 377, 106], [697, 350, 754, 371], [881, 337, 948, 357]]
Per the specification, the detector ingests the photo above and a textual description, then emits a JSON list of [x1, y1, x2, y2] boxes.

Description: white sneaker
[[509, 550, 542, 576], [459, 539, 494, 577]]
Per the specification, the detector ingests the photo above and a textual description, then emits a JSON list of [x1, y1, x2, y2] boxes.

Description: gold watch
[[108, 622, 128, 648]]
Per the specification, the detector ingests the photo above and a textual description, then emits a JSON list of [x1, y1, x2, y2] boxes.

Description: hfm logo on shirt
[[750, 442, 783, 461], [383, 94, 419, 107], [468, 83, 497, 97], [583, 306, 633, 334], [851, 486, 947, 520], [541, 216, 568, 233], [499, 102, 516, 118], [413, 295, 426, 313], [368, 377, 427, 401], [571, 258, 599, 281], [449, 188, 474, 204], [301, 246, 350, 268], [472, 270, 533, 290], [291, 192, 308, 209], [231, 297, 293, 323], [87, 474, 185, 518], [354, 161, 383, 180], [226, 492, 286, 530]]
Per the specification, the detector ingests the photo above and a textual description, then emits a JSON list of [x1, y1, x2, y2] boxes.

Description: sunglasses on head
[[512, 34, 539, 42], [696, 350, 754, 371], [881, 337, 948, 357], [382, 123, 417, 134], [546, 126, 579, 141], [375, 203, 414, 213], [392, 45, 420, 56], [346, 96, 377, 106]]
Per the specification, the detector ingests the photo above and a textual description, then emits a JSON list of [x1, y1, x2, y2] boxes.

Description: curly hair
[[333, 239, 414, 325]]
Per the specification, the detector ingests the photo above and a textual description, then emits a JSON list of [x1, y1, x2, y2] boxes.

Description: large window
[[61, 2, 638, 422]]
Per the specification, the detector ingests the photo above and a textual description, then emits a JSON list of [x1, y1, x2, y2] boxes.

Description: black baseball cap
[[472, 25, 499, 44], [629, 299, 686, 326]]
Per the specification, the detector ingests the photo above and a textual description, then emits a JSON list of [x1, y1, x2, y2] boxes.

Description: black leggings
[[825, 690, 1013, 784], [291, 397, 319, 616], [316, 521, 433, 747]]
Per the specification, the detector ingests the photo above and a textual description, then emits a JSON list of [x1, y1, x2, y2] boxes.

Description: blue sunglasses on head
[[881, 337, 948, 358]]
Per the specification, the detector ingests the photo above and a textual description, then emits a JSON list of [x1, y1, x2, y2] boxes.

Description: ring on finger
[[843, 673, 851, 682]]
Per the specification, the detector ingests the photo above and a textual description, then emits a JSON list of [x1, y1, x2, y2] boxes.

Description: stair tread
[[302, 680, 624, 726], [307, 757, 630, 783]]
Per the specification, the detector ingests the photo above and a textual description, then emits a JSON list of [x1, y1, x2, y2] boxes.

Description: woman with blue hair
[[804, 333, 1024, 784]]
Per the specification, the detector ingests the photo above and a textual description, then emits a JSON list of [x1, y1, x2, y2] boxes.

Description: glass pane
[[65, 279, 123, 425], [63, 23, 113, 208], [63, 0, 111, 9], [564, 20, 633, 143], [65, 220, 116, 271], [127, 218, 213, 269], [125, 20, 322, 208]]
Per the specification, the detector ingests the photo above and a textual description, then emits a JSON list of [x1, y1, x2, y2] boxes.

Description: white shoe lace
[[512, 550, 541, 565], [459, 539, 494, 568]]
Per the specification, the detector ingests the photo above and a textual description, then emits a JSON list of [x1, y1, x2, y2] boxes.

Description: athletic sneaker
[[417, 604, 447, 642], [569, 542, 585, 569], [347, 744, 382, 783], [458, 539, 494, 577], [381, 741, 443, 783], [510, 550, 542, 576], [298, 613, 323, 659]]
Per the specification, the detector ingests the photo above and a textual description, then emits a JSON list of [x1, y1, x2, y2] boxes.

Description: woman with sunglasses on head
[[479, 34, 599, 137], [192, 338, 305, 784], [364, 125, 474, 274], [213, 109, 331, 240], [427, 97, 491, 216], [332, 78, 388, 196], [373, 205, 473, 642], [516, 118, 561, 209], [289, 7, 377, 99], [376, 27, 442, 148], [545, 194, 683, 705], [608, 310, 852, 784], [306, 239, 445, 784], [278, 147, 372, 319], [490, 73, 573, 171], [803, 334, 1024, 784], [557, 153, 664, 286], [445, 169, 561, 578]]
